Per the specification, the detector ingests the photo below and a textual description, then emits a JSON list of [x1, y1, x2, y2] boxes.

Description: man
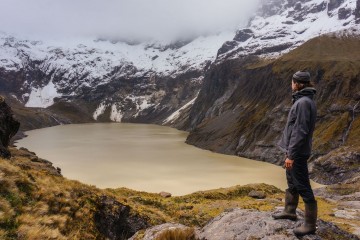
[[272, 71, 317, 236]]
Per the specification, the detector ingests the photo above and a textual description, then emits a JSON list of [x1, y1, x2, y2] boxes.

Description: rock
[[328, 0, 344, 13], [129, 223, 195, 240], [233, 29, 254, 42], [159, 191, 172, 198], [217, 41, 238, 57], [94, 196, 149, 240], [197, 208, 360, 240], [309, 2, 327, 14], [338, 8, 352, 20], [294, 2, 302, 11], [248, 190, 267, 199], [356, 0, 360, 19], [310, 148, 360, 185], [0, 96, 20, 159]]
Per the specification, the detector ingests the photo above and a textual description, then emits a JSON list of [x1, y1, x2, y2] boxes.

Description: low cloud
[[0, 0, 260, 41]]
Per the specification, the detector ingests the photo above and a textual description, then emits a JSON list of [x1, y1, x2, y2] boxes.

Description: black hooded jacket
[[278, 87, 317, 160]]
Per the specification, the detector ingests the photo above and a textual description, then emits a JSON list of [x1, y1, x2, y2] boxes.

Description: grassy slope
[[0, 148, 359, 239]]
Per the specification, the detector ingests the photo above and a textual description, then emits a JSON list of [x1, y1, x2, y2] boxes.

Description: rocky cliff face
[[131, 209, 360, 240], [0, 96, 19, 158]]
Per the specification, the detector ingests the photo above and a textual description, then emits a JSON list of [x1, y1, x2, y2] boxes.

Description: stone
[[310, 149, 360, 185], [159, 191, 172, 198], [338, 8, 352, 20], [197, 208, 359, 240], [328, 0, 344, 12], [94, 196, 149, 240], [0, 96, 20, 159], [233, 29, 254, 42], [217, 41, 238, 57], [248, 190, 267, 199], [355, 0, 360, 19], [129, 223, 195, 240]]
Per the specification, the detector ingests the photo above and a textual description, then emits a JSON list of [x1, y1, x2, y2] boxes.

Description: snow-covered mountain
[[0, 0, 359, 126], [218, 0, 359, 59], [0, 31, 233, 109]]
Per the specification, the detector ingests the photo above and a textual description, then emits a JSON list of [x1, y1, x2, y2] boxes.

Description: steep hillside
[[187, 34, 360, 184]]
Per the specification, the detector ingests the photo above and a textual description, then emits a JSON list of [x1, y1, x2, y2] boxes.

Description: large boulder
[[197, 208, 359, 240], [0, 96, 20, 158], [129, 223, 195, 240], [94, 196, 149, 240]]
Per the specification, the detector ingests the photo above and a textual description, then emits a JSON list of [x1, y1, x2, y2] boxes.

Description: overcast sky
[[0, 0, 260, 41]]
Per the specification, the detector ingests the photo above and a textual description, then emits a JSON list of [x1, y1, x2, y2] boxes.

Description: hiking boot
[[293, 201, 317, 236], [272, 189, 299, 221]]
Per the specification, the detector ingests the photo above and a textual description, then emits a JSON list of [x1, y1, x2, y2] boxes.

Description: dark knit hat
[[292, 71, 310, 83]]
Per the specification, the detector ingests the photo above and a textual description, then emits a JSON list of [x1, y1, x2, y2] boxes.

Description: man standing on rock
[[273, 71, 318, 236]]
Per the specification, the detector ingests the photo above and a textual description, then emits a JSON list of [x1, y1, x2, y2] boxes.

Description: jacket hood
[[292, 87, 316, 103]]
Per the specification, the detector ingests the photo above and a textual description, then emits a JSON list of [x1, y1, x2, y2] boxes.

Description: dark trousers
[[286, 156, 316, 204]]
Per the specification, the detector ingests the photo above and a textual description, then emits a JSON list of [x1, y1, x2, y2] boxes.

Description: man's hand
[[284, 158, 294, 170]]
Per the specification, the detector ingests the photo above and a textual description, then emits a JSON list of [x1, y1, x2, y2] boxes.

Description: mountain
[[0, 31, 234, 129], [1, 0, 359, 130], [217, 0, 359, 59]]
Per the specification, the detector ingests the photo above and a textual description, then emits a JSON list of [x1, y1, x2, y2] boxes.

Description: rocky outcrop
[[328, 0, 344, 13], [356, 0, 360, 21], [0, 96, 20, 158], [197, 208, 359, 240], [233, 29, 254, 42], [338, 7, 352, 20], [310, 147, 360, 185], [132, 209, 360, 240], [217, 41, 238, 57], [94, 196, 150, 240], [129, 223, 195, 240]]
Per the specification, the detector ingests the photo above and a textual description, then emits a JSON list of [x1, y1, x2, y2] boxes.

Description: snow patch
[[163, 94, 198, 124], [110, 104, 123, 122], [25, 80, 61, 108], [126, 95, 155, 117], [93, 102, 108, 120]]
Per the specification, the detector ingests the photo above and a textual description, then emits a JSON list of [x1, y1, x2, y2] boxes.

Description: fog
[[0, 0, 260, 41]]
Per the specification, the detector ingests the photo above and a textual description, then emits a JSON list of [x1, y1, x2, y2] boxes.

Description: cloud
[[0, 0, 260, 41]]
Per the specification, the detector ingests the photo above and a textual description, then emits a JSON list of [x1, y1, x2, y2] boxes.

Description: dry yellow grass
[[155, 227, 197, 240], [0, 147, 359, 239]]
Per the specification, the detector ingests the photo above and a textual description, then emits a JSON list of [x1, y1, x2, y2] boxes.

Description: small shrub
[[155, 227, 197, 240]]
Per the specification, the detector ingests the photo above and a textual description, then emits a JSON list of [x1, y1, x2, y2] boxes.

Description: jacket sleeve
[[287, 100, 311, 160]]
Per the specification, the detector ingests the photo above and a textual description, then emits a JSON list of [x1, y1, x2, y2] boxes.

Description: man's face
[[291, 79, 297, 92]]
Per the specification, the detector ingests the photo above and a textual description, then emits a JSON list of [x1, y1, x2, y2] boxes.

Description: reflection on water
[[17, 123, 323, 195]]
